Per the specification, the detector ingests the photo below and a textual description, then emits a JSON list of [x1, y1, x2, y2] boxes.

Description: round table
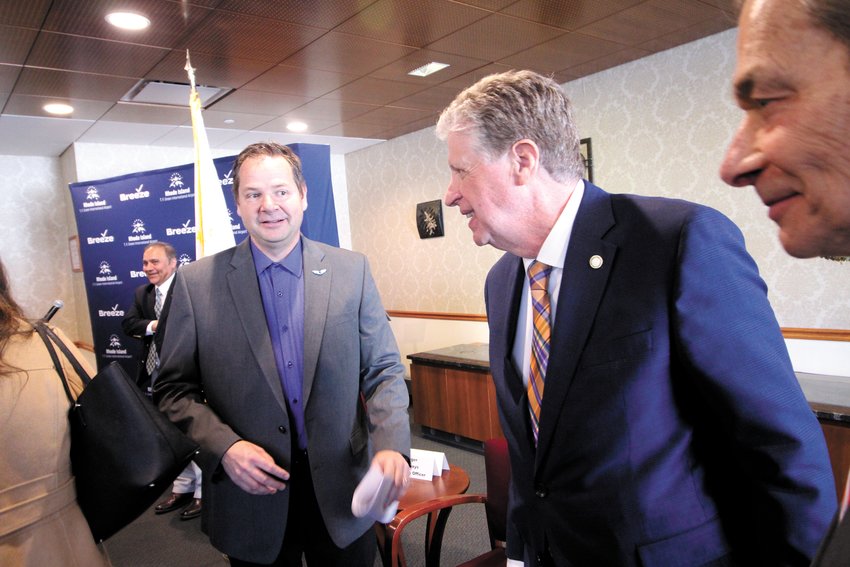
[[375, 464, 470, 566]]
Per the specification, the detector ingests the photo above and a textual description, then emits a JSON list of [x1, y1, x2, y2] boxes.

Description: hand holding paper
[[351, 463, 399, 523]]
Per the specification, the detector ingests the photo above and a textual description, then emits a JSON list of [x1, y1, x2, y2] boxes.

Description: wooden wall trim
[[387, 311, 850, 342], [781, 328, 850, 342], [387, 310, 487, 323]]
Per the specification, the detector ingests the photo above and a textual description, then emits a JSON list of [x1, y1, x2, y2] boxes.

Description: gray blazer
[[154, 236, 410, 563]]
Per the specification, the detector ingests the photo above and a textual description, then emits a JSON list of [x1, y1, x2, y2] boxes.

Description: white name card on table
[[410, 448, 450, 481]]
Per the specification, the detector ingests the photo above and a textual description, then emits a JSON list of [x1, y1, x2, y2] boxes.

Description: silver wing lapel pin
[[311, 268, 327, 276]]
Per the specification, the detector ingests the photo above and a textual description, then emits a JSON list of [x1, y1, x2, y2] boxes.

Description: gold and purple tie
[[527, 260, 552, 446]]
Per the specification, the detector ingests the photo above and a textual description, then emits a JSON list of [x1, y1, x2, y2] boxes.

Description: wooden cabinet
[[819, 420, 850, 501], [408, 343, 503, 443]]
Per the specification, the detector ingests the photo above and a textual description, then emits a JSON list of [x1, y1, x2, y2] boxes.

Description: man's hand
[[221, 440, 289, 495], [372, 450, 411, 505]]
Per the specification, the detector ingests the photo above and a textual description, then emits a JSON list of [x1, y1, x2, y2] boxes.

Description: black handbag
[[34, 322, 199, 542]]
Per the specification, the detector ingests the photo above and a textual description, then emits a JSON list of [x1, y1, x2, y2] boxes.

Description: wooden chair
[[385, 438, 510, 567]]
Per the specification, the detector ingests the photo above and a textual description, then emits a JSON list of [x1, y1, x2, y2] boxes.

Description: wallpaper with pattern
[[0, 155, 80, 335], [346, 29, 850, 330]]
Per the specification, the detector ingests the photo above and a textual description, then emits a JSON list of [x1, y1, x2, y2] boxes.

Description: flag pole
[[185, 51, 235, 260]]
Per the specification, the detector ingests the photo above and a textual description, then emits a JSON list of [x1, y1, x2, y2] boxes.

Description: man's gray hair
[[436, 70, 584, 183]]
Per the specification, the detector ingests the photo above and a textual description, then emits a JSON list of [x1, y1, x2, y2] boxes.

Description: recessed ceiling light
[[44, 103, 74, 115], [223, 119, 235, 124], [408, 62, 450, 77], [105, 11, 150, 31], [287, 121, 308, 133]]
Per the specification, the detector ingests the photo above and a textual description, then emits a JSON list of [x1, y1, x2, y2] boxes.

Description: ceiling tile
[[216, 0, 371, 29], [255, 115, 340, 135], [438, 62, 514, 90], [334, 0, 488, 48], [209, 89, 310, 115], [638, 12, 736, 53], [577, 0, 722, 46], [78, 119, 180, 146], [282, 32, 418, 76], [560, 46, 650, 77], [378, 113, 440, 139], [98, 102, 190, 125], [0, 64, 22, 92], [499, 31, 625, 74], [242, 65, 358, 97], [150, 124, 244, 148], [369, 49, 489, 86], [316, 121, 389, 139], [41, 0, 213, 48], [13, 68, 139, 101], [199, 109, 280, 131], [0, 0, 52, 28], [147, 50, 275, 89], [0, 114, 92, 157], [0, 25, 38, 66], [322, 76, 426, 106], [390, 84, 466, 112], [183, 11, 325, 63], [4, 94, 113, 120], [282, 98, 378, 122], [453, 0, 516, 10], [350, 105, 434, 127], [501, 0, 645, 30], [426, 12, 565, 61], [27, 33, 170, 77]]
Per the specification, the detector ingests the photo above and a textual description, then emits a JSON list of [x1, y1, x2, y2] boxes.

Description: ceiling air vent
[[120, 79, 232, 108]]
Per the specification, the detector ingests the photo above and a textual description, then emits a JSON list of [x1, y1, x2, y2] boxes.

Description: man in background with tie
[[437, 70, 835, 566], [122, 241, 202, 520]]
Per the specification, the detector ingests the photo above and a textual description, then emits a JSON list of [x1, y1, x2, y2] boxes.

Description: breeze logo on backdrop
[[69, 144, 338, 373]]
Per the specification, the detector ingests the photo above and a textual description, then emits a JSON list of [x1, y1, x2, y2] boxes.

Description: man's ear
[[511, 139, 539, 185]]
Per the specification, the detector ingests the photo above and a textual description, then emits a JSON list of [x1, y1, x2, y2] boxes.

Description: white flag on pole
[[186, 51, 235, 259]]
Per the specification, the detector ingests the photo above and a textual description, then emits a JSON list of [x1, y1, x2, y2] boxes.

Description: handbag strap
[[34, 322, 90, 404]]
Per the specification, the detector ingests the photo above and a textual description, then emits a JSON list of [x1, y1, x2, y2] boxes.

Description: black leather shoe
[[154, 492, 193, 514], [180, 498, 202, 520]]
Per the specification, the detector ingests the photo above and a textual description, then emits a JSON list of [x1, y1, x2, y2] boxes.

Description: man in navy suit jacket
[[437, 70, 835, 566], [721, 2, 850, 565]]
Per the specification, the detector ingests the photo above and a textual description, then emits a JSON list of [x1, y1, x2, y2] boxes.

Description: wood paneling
[[821, 420, 850, 502], [410, 362, 503, 442]]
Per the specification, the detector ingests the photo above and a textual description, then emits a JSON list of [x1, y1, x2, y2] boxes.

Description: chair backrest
[[483, 438, 510, 548]]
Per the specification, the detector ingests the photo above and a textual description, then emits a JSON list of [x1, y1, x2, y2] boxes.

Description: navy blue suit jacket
[[486, 183, 835, 566], [121, 281, 172, 389]]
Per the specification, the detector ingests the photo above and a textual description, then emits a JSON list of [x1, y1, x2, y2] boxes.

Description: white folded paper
[[351, 463, 399, 524], [410, 448, 449, 481]]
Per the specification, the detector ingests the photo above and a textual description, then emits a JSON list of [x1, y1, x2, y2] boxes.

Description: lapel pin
[[311, 268, 327, 276], [589, 255, 603, 269]]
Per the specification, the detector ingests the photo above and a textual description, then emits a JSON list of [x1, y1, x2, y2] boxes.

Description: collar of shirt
[[155, 272, 175, 299], [250, 237, 304, 278], [513, 179, 585, 386]]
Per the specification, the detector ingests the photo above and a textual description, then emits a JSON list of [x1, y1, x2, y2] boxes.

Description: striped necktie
[[527, 260, 552, 446], [145, 288, 163, 374]]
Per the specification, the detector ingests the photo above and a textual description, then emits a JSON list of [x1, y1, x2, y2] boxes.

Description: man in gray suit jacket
[[154, 142, 411, 566]]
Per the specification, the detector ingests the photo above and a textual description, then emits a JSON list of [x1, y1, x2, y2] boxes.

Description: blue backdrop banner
[[69, 143, 338, 374]]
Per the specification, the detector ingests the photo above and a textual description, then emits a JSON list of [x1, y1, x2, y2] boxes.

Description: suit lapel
[[536, 183, 617, 462], [488, 255, 526, 405], [301, 237, 330, 407], [226, 239, 288, 412]]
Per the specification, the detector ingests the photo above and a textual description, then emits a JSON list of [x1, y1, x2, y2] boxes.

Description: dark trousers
[[229, 450, 375, 567]]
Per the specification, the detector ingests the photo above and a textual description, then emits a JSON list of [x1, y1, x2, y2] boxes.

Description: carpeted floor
[[102, 427, 491, 566]]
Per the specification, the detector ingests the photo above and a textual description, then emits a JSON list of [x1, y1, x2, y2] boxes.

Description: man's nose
[[720, 118, 763, 187], [444, 179, 461, 207], [260, 193, 277, 210]]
